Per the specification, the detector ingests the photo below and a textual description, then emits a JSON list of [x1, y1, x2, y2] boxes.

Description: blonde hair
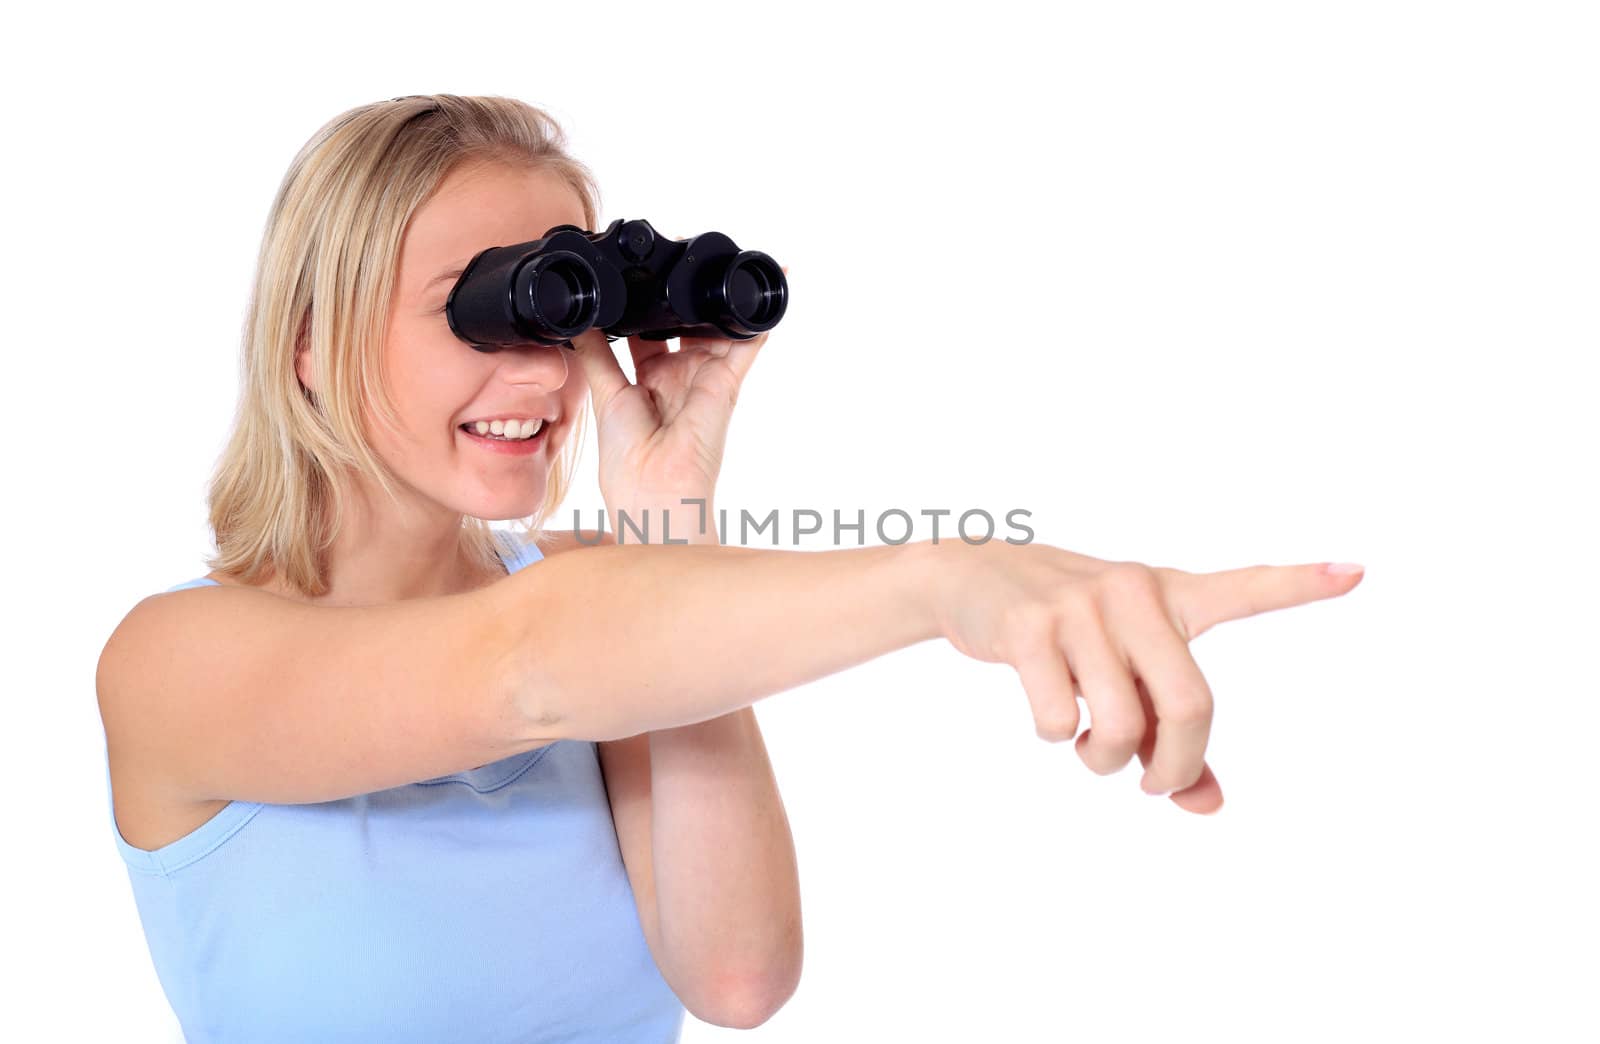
[[204, 94, 600, 597]]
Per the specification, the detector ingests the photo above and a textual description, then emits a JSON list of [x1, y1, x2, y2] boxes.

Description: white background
[[5, 1, 1596, 1040]]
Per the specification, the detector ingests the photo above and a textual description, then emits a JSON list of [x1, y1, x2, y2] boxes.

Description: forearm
[[494, 532, 943, 742], [600, 500, 802, 1012], [649, 707, 802, 1008]]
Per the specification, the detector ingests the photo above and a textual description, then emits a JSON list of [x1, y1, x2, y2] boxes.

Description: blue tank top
[[103, 531, 686, 1043]]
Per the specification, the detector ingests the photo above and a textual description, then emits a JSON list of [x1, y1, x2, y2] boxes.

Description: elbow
[[685, 952, 803, 1030]]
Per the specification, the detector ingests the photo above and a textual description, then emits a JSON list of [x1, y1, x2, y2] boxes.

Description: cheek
[[386, 329, 471, 438]]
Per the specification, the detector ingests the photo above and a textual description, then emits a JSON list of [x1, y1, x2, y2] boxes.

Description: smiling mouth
[[455, 417, 560, 457], [458, 419, 546, 441]]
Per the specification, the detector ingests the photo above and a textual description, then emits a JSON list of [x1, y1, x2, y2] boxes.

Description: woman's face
[[318, 160, 591, 523]]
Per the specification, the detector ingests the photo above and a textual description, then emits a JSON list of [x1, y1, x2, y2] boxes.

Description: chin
[[473, 485, 550, 521], [468, 500, 544, 522]]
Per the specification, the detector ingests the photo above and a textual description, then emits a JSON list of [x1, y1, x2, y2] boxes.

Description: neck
[[296, 481, 496, 606]]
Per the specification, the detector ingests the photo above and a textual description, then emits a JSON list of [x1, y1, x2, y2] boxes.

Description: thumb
[[569, 329, 630, 415], [1164, 561, 1366, 640]]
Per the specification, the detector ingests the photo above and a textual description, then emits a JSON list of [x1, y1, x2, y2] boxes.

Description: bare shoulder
[[535, 526, 616, 557], [99, 592, 236, 851]]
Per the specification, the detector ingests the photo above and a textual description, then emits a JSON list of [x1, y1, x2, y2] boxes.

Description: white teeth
[[467, 418, 545, 440]]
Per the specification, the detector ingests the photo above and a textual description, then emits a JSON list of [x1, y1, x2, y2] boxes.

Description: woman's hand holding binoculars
[[571, 268, 785, 527], [925, 540, 1365, 814]]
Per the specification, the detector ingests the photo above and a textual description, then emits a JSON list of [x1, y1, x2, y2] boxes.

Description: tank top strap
[[493, 529, 546, 574], [165, 577, 220, 592]]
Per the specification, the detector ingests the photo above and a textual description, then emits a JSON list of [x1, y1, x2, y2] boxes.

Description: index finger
[[1162, 561, 1365, 640], [626, 334, 670, 372]]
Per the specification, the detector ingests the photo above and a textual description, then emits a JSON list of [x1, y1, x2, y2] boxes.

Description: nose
[[492, 341, 570, 390]]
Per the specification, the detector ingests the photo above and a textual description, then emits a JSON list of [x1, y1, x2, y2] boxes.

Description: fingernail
[[1140, 775, 1170, 797], [1321, 562, 1364, 576]]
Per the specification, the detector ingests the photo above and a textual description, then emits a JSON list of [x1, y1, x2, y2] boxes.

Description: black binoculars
[[444, 218, 789, 352]]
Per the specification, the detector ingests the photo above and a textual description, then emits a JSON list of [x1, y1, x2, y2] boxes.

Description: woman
[[97, 94, 1364, 1042]]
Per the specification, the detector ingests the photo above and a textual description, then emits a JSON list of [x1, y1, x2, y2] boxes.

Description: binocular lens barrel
[[714, 251, 786, 335], [517, 252, 599, 340]]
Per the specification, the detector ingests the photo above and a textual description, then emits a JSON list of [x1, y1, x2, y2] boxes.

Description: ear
[[293, 311, 316, 394]]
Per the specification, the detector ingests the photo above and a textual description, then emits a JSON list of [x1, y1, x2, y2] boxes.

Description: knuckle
[[1148, 564, 1187, 585], [1053, 583, 1099, 621], [1001, 601, 1058, 651], [1163, 694, 1214, 726], [1097, 561, 1162, 604], [1090, 720, 1144, 751]]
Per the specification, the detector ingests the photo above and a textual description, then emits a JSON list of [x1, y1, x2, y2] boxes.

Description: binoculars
[[445, 218, 789, 352]]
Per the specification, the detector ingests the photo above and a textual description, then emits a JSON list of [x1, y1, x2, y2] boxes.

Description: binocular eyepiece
[[444, 218, 789, 352]]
